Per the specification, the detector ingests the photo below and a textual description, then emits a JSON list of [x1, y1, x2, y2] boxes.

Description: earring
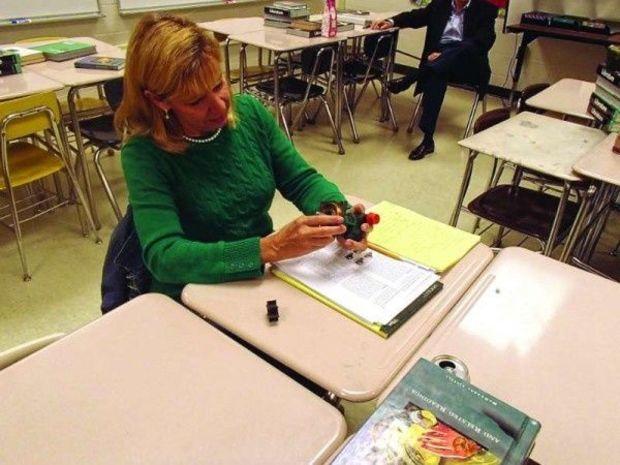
[[164, 109, 170, 120]]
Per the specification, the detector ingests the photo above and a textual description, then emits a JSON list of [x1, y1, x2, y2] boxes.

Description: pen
[[10, 18, 32, 25]]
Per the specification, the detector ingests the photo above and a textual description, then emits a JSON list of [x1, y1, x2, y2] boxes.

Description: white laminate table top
[[573, 133, 620, 187], [379, 247, 620, 465], [229, 28, 345, 52], [0, 70, 63, 101], [525, 78, 595, 120], [182, 244, 493, 403], [199, 16, 265, 36], [27, 37, 125, 87], [0, 294, 346, 465], [458, 111, 607, 182]]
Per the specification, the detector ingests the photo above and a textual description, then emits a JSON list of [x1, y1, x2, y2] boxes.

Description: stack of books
[[264, 1, 310, 29], [332, 358, 541, 465], [589, 64, 620, 132], [0, 50, 22, 76], [29, 40, 96, 62], [0, 46, 45, 65], [286, 19, 354, 38], [337, 10, 373, 28]]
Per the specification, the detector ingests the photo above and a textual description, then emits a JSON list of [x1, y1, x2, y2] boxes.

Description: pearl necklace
[[182, 128, 222, 144]]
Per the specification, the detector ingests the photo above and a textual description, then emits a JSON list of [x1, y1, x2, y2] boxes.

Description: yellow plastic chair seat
[[0, 142, 64, 190]]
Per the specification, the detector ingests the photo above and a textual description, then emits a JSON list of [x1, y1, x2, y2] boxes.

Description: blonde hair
[[115, 13, 234, 153]]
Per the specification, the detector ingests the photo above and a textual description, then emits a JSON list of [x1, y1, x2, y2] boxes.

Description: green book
[[333, 358, 541, 465], [30, 41, 96, 62]]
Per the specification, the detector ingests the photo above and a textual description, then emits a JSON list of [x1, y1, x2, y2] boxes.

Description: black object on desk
[[266, 300, 279, 323]]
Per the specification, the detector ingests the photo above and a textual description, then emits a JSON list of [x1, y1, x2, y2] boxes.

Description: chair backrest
[[473, 107, 511, 134], [300, 44, 338, 77], [0, 92, 61, 141], [363, 32, 396, 62], [0, 333, 64, 370], [104, 78, 124, 112], [518, 83, 550, 114]]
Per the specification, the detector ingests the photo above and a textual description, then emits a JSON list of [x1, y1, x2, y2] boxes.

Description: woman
[[115, 13, 370, 299]]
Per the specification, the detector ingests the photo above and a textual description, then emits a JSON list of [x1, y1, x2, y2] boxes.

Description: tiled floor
[[0, 88, 618, 351]]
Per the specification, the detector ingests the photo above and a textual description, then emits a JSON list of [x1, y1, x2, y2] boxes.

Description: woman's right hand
[[260, 214, 346, 263]]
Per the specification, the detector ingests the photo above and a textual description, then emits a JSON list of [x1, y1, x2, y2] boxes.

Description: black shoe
[[387, 77, 414, 95], [408, 140, 435, 160]]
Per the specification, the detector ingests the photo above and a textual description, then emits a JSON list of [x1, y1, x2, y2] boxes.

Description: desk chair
[[405, 79, 488, 140], [0, 92, 100, 281], [77, 78, 124, 222], [249, 44, 344, 154], [341, 31, 398, 143], [464, 108, 586, 256], [0, 333, 64, 370]]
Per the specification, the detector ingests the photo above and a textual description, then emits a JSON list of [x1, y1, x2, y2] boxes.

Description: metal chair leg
[[93, 147, 123, 222], [463, 92, 481, 139], [53, 124, 101, 244], [407, 97, 422, 134], [385, 92, 399, 132], [342, 90, 359, 144], [450, 150, 478, 227], [307, 100, 322, 124], [472, 158, 499, 233], [543, 182, 571, 256], [320, 96, 345, 155], [279, 105, 292, 140], [4, 183, 31, 281], [560, 185, 597, 263], [493, 226, 506, 247]]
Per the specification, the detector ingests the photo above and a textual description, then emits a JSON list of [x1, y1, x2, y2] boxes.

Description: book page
[[274, 243, 439, 325], [368, 201, 480, 272]]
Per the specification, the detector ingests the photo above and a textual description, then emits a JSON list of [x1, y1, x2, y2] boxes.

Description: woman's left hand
[[337, 203, 373, 251]]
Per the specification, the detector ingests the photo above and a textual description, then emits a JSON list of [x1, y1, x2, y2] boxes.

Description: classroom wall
[[1, 0, 324, 46]]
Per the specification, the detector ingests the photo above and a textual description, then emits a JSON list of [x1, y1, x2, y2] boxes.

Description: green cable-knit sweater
[[121, 94, 346, 298]]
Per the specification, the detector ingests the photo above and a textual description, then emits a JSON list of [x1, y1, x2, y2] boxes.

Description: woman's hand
[[260, 214, 346, 263], [337, 204, 373, 252]]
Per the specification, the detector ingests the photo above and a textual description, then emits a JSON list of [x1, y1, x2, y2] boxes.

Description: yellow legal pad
[[368, 201, 480, 273]]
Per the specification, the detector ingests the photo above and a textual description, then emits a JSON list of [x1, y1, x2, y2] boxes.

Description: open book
[[272, 243, 442, 337]]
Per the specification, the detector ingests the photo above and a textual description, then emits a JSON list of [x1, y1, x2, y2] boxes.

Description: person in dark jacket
[[372, 0, 498, 160]]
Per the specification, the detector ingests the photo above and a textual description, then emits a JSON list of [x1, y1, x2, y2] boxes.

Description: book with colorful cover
[[333, 358, 541, 465], [74, 56, 125, 70]]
